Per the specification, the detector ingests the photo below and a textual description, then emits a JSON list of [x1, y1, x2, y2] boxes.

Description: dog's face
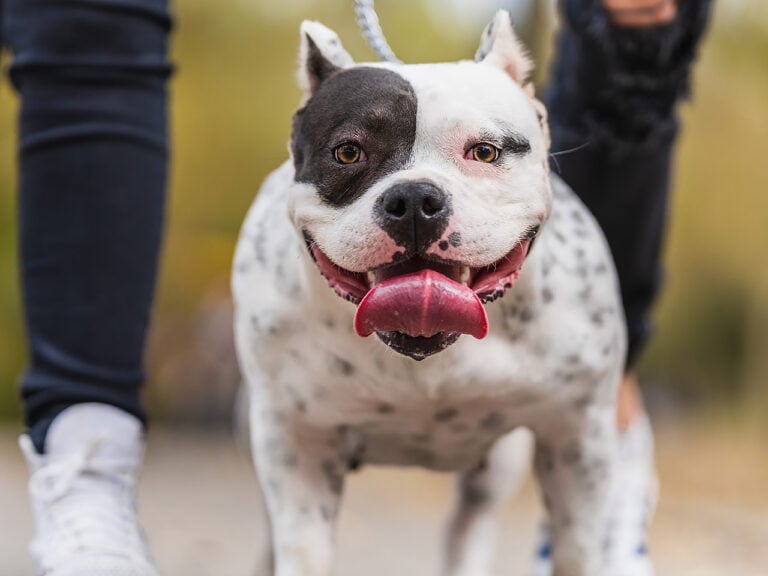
[[288, 12, 552, 360]]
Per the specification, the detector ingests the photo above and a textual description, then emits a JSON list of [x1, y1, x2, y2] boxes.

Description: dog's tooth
[[367, 271, 376, 286], [460, 266, 470, 286]]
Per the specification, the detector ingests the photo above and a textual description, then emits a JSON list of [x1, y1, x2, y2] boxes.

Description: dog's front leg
[[443, 428, 534, 576], [251, 409, 346, 576], [533, 408, 616, 576]]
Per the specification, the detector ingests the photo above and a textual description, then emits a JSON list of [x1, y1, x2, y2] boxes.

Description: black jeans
[[547, 0, 712, 367], [1, 0, 172, 451]]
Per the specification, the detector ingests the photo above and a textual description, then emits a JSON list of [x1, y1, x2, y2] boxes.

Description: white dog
[[233, 11, 627, 576]]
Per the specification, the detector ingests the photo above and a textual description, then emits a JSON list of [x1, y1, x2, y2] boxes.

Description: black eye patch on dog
[[291, 67, 418, 207]]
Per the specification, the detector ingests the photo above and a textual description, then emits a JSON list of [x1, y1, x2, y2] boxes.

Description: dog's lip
[[305, 236, 369, 304], [375, 331, 461, 361], [303, 230, 535, 305]]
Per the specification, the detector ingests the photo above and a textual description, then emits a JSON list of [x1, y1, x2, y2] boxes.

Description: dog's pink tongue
[[354, 269, 488, 339]]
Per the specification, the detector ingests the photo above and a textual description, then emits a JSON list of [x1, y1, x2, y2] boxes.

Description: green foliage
[[0, 63, 23, 419]]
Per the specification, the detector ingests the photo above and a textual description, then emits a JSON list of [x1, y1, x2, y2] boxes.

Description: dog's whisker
[[549, 141, 591, 158], [550, 153, 562, 174], [549, 141, 591, 174]]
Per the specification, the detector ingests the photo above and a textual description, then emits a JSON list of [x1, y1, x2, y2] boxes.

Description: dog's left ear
[[475, 10, 533, 87], [476, 11, 550, 149], [298, 21, 355, 99]]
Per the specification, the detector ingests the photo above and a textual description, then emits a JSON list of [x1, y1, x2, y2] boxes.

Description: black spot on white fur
[[330, 355, 355, 376], [448, 231, 462, 247], [291, 67, 417, 207], [536, 442, 555, 474], [479, 411, 505, 431], [434, 407, 459, 422], [460, 467, 490, 508], [348, 443, 366, 471], [377, 403, 395, 415], [561, 443, 582, 466], [320, 505, 333, 522], [321, 459, 343, 495]]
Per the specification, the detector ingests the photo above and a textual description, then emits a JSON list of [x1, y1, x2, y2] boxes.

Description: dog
[[233, 11, 626, 576]]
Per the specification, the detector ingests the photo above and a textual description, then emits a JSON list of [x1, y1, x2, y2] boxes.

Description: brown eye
[[334, 143, 363, 164], [469, 143, 500, 163]]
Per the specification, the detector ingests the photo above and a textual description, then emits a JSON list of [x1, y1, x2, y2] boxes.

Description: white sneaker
[[603, 413, 657, 576], [20, 403, 160, 576], [531, 414, 657, 576]]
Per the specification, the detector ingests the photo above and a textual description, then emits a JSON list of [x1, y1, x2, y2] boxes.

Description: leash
[[353, 0, 402, 63]]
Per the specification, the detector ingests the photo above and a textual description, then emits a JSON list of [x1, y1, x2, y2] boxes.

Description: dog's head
[[289, 11, 552, 360]]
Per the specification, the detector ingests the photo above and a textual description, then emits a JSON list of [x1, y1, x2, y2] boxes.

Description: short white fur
[[233, 11, 627, 576]]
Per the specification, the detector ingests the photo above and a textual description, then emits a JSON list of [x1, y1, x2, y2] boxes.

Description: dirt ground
[[1, 419, 766, 576]]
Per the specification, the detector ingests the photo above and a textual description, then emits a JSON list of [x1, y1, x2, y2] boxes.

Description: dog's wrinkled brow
[[475, 126, 531, 156]]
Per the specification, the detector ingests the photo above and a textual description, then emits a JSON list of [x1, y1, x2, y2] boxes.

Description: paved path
[[1, 421, 766, 576]]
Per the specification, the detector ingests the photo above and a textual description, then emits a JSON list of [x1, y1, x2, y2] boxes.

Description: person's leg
[[2, 0, 172, 573], [546, 0, 712, 376], [533, 2, 713, 574], [4, 0, 172, 452]]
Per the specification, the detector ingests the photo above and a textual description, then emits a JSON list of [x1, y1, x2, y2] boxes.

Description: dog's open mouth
[[304, 231, 534, 360]]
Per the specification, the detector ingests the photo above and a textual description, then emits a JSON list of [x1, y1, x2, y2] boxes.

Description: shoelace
[[24, 435, 150, 567]]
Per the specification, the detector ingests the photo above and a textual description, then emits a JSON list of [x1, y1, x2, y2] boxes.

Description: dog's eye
[[468, 143, 500, 163], [334, 143, 364, 165]]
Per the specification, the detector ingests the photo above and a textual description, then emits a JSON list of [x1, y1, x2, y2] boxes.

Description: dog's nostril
[[421, 195, 444, 217], [385, 196, 408, 218]]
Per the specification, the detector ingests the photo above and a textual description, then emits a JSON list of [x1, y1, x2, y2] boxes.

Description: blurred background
[[0, 1, 767, 574], [1, 0, 767, 427]]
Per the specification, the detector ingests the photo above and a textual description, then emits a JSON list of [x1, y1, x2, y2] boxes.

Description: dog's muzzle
[[304, 222, 536, 360]]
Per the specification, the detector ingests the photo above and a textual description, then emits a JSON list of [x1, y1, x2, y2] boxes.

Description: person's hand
[[603, 0, 677, 27]]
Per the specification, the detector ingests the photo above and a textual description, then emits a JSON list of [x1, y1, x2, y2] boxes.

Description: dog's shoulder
[[232, 161, 308, 333], [501, 173, 626, 376], [541, 173, 621, 309], [233, 160, 295, 265]]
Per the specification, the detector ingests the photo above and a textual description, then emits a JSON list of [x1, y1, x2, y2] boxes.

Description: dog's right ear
[[475, 11, 550, 149], [298, 21, 355, 99]]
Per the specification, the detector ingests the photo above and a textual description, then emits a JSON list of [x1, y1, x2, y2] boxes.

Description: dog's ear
[[298, 21, 355, 98], [475, 10, 533, 87], [475, 11, 550, 149]]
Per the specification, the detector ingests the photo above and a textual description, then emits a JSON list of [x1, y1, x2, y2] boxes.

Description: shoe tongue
[[45, 404, 143, 459], [354, 269, 488, 339]]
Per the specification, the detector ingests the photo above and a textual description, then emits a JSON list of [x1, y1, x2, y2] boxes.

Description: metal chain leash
[[353, 0, 402, 63]]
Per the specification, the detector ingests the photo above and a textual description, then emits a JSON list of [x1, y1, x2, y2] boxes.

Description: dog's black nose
[[375, 180, 452, 254]]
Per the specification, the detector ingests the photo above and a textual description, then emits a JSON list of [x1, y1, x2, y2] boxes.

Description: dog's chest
[[276, 323, 571, 471], [342, 398, 523, 471], [235, 169, 625, 471]]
